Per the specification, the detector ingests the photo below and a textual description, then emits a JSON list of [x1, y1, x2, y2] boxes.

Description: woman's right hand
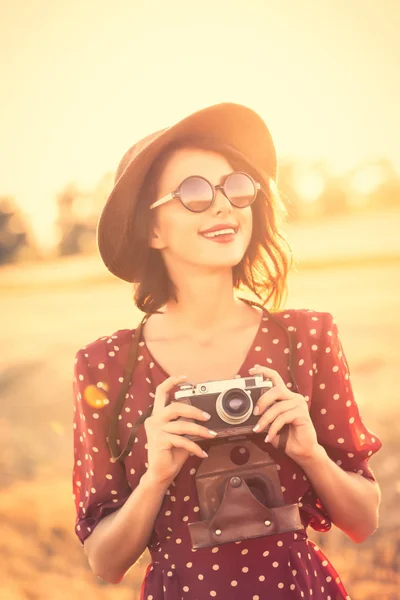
[[144, 375, 217, 486]]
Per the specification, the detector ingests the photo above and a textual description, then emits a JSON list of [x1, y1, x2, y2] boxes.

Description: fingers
[[252, 387, 285, 416], [252, 398, 299, 433], [145, 401, 213, 444], [164, 432, 208, 459], [164, 419, 218, 440], [249, 365, 296, 416], [153, 375, 189, 415], [163, 401, 211, 423], [249, 365, 286, 388], [248, 365, 307, 441], [265, 408, 301, 443]]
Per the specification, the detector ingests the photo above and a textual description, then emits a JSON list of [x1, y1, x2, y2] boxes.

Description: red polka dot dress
[[72, 308, 382, 599]]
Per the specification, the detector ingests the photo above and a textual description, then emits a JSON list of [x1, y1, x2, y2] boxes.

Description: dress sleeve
[[72, 348, 134, 545], [309, 312, 382, 481]]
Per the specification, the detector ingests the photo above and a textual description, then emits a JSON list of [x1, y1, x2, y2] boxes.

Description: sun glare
[[294, 171, 326, 203], [350, 165, 385, 195], [1, 0, 399, 247]]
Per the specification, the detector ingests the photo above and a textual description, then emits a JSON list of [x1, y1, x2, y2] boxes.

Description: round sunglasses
[[149, 171, 261, 213]]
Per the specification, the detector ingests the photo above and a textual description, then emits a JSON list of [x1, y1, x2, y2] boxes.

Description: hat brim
[[97, 102, 277, 282]]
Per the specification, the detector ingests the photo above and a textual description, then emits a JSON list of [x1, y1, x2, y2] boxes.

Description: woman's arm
[[249, 361, 382, 544], [295, 445, 381, 543], [84, 471, 170, 583], [83, 374, 213, 584]]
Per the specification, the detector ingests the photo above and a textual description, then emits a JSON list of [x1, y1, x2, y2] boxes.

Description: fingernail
[[203, 412, 211, 420], [208, 430, 218, 436], [203, 450, 208, 457], [253, 406, 260, 416], [253, 424, 260, 432], [179, 375, 188, 379], [264, 435, 269, 443]]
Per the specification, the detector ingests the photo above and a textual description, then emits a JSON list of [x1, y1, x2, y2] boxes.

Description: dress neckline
[[138, 300, 269, 381]]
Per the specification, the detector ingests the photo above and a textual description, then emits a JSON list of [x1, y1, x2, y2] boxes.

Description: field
[[1, 212, 399, 600]]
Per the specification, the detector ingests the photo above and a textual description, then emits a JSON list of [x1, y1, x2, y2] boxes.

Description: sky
[[1, 0, 399, 246]]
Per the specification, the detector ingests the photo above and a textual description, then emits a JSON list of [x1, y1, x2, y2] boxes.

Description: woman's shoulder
[[269, 307, 336, 338], [74, 326, 138, 367]]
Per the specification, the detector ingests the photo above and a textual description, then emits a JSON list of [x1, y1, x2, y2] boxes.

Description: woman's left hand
[[249, 365, 320, 464]]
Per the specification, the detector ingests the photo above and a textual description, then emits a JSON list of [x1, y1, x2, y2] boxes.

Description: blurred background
[[1, 0, 399, 598]]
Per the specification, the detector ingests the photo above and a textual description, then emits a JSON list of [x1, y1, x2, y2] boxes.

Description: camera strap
[[107, 313, 150, 462]]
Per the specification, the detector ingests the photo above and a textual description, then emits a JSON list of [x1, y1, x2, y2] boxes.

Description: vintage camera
[[173, 375, 273, 442]]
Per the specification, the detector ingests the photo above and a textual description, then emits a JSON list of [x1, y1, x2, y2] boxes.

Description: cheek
[[242, 209, 253, 240], [160, 208, 200, 246]]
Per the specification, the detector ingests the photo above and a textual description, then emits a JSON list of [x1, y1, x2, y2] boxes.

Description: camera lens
[[224, 394, 248, 415], [216, 389, 253, 425]]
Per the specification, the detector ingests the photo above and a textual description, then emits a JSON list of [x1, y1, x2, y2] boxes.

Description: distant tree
[[346, 158, 400, 210], [56, 183, 96, 256], [0, 196, 36, 265], [368, 159, 400, 209], [317, 177, 350, 216], [370, 179, 400, 208], [56, 173, 114, 256], [277, 160, 303, 221]]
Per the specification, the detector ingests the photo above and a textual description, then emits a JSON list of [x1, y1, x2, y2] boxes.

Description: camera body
[[173, 374, 273, 442]]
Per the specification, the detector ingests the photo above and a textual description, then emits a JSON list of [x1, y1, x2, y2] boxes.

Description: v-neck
[[139, 300, 268, 381]]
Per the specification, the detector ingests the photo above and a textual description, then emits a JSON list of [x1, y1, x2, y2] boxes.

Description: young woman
[[72, 103, 382, 599]]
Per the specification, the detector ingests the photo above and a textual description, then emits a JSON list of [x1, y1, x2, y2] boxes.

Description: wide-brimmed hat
[[96, 102, 277, 282]]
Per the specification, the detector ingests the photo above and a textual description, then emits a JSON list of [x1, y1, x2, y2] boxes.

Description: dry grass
[[1, 212, 399, 599]]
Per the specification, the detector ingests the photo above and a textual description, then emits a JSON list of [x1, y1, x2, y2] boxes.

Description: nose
[[211, 186, 233, 216]]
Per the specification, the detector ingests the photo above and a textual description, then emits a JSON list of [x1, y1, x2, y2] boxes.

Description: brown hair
[[128, 138, 293, 314]]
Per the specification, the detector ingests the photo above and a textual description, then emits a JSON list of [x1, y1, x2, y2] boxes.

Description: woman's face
[[149, 147, 253, 273]]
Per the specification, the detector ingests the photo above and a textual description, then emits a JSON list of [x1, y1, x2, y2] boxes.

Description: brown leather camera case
[[188, 439, 303, 549]]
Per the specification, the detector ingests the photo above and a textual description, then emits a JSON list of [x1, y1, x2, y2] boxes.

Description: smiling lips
[[199, 224, 239, 240], [202, 227, 236, 239]]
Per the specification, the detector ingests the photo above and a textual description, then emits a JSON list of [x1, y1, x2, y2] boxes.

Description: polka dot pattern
[[72, 310, 381, 599]]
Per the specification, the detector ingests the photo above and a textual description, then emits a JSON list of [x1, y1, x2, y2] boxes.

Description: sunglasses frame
[[149, 171, 261, 212]]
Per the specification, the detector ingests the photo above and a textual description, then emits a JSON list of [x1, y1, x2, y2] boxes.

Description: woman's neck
[[162, 271, 250, 342]]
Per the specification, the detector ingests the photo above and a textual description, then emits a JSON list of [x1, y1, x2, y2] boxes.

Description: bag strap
[[107, 299, 296, 462]]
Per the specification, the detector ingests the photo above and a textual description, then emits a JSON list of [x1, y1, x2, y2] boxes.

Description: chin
[[203, 254, 246, 269], [183, 241, 248, 269]]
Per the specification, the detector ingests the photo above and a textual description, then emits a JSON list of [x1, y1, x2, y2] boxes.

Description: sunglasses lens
[[224, 173, 257, 207], [180, 176, 213, 212]]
